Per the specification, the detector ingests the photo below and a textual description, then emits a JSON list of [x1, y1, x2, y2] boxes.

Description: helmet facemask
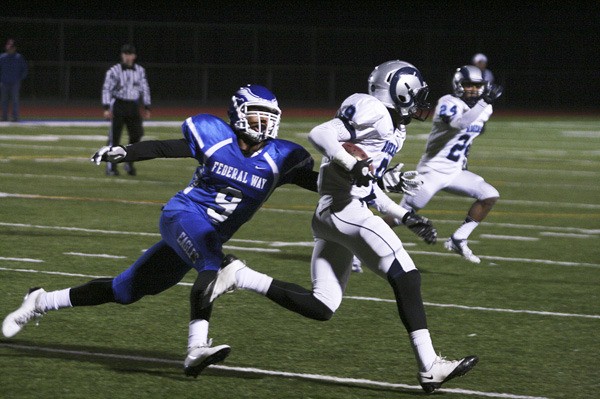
[[228, 85, 281, 143], [369, 61, 431, 125], [452, 66, 488, 107], [232, 103, 281, 143]]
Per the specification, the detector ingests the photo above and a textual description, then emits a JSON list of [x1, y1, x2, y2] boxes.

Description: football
[[342, 141, 369, 161], [341, 141, 374, 174]]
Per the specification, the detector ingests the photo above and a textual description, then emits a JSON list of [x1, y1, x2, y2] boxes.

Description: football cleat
[[351, 256, 363, 273], [2, 287, 46, 338], [444, 236, 481, 264], [418, 355, 479, 393], [184, 339, 231, 378], [202, 255, 246, 306]]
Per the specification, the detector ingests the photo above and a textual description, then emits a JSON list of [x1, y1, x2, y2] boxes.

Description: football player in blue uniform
[[2, 84, 317, 377]]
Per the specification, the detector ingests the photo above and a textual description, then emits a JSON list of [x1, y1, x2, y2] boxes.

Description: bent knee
[[480, 196, 499, 207]]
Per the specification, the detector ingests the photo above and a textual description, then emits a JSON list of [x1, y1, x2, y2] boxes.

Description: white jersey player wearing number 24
[[203, 60, 479, 393], [401, 65, 504, 263]]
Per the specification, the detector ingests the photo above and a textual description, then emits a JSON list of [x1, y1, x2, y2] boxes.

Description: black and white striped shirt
[[102, 63, 151, 109]]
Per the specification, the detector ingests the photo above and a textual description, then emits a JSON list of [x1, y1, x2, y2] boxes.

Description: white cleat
[[444, 237, 481, 264], [184, 339, 231, 378], [351, 256, 363, 273], [2, 287, 46, 338], [418, 355, 479, 393], [202, 255, 246, 306]]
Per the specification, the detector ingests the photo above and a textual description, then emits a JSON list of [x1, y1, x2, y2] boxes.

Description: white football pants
[[402, 169, 499, 211], [310, 199, 417, 312]]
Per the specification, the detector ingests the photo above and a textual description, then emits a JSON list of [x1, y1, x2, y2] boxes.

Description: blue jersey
[[162, 114, 314, 241]]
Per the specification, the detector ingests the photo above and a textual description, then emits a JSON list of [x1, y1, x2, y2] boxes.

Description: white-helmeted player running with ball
[[400, 65, 503, 263], [202, 60, 479, 393]]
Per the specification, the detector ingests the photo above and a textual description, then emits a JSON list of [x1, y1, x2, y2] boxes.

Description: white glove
[[91, 145, 127, 165], [381, 163, 422, 196]]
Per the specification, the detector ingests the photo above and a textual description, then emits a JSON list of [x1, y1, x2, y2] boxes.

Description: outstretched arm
[[91, 139, 193, 164], [290, 169, 319, 192]]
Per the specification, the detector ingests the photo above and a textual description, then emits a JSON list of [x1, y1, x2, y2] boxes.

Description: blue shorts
[[111, 209, 224, 304]]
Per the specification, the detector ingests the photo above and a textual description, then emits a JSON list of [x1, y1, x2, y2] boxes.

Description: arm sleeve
[[308, 119, 357, 171], [121, 139, 193, 162], [449, 100, 489, 130], [290, 169, 319, 192], [141, 67, 151, 108], [101, 68, 114, 108]]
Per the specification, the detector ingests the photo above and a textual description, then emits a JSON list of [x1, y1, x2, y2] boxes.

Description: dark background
[[2, 1, 599, 111]]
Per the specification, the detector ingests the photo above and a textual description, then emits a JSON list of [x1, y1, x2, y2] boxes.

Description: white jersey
[[417, 94, 493, 174], [317, 93, 406, 206]]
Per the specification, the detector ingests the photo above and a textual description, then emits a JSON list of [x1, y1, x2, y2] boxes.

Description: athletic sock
[[236, 267, 273, 295], [453, 217, 479, 241], [410, 328, 437, 372], [188, 319, 209, 349], [39, 288, 72, 312]]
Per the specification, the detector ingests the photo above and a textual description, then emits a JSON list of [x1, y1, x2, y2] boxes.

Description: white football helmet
[[228, 84, 281, 143], [368, 60, 431, 124], [452, 65, 488, 106]]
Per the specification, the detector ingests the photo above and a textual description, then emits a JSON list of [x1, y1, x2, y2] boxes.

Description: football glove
[[402, 211, 437, 244], [481, 84, 504, 104], [91, 145, 127, 165], [381, 163, 422, 195], [351, 158, 375, 187]]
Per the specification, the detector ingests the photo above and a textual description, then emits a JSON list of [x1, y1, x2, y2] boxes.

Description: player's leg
[[11, 81, 21, 121], [203, 205, 355, 320], [0, 83, 9, 120], [123, 104, 144, 175], [159, 209, 231, 376], [107, 103, 125, 176], [353, 214, 478, 392], [2, 240, 190, 338], [203, 238, 343, 321], [443, 171, 499, 263]]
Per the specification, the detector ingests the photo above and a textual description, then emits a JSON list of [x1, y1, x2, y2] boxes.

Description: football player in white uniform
[[400, 65, 503, 263], [203, 61, 479, 393]]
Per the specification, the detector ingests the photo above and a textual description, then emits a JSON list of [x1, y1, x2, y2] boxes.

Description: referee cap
[[121, 44, 136, 54]]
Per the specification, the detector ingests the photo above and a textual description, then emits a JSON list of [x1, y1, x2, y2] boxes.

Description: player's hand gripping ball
[[342, 142, 375, 187]]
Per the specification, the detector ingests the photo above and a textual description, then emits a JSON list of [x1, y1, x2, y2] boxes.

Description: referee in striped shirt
[[102, 44, 151, 176]]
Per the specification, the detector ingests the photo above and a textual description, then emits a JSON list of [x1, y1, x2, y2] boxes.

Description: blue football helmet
[[228, 84, 281, 143], [368, 60, 431, 124], [452, 65, 488, 106]]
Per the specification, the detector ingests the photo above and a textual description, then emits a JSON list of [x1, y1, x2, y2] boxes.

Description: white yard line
[[0, 256, 44, 263], [345, 296, 600, 320], [0, 172, 184, 186], [1, 222, 598, 268], [0, 342, 549, 399], [223, 245, 280, 253], [409, 250, 600, 268], [539, 232, 596, 238], [479, 234, 539, 241], [63, 252, 127, 259], [0, 266, 598, 321]]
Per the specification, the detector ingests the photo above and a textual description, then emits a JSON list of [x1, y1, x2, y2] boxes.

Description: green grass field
[[1, 115, 599, 399]]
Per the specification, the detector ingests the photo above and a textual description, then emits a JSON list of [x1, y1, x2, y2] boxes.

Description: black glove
[[481, 84, 504, 104], [402, 211, 437, 244], [351, 158, 375, 187]]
